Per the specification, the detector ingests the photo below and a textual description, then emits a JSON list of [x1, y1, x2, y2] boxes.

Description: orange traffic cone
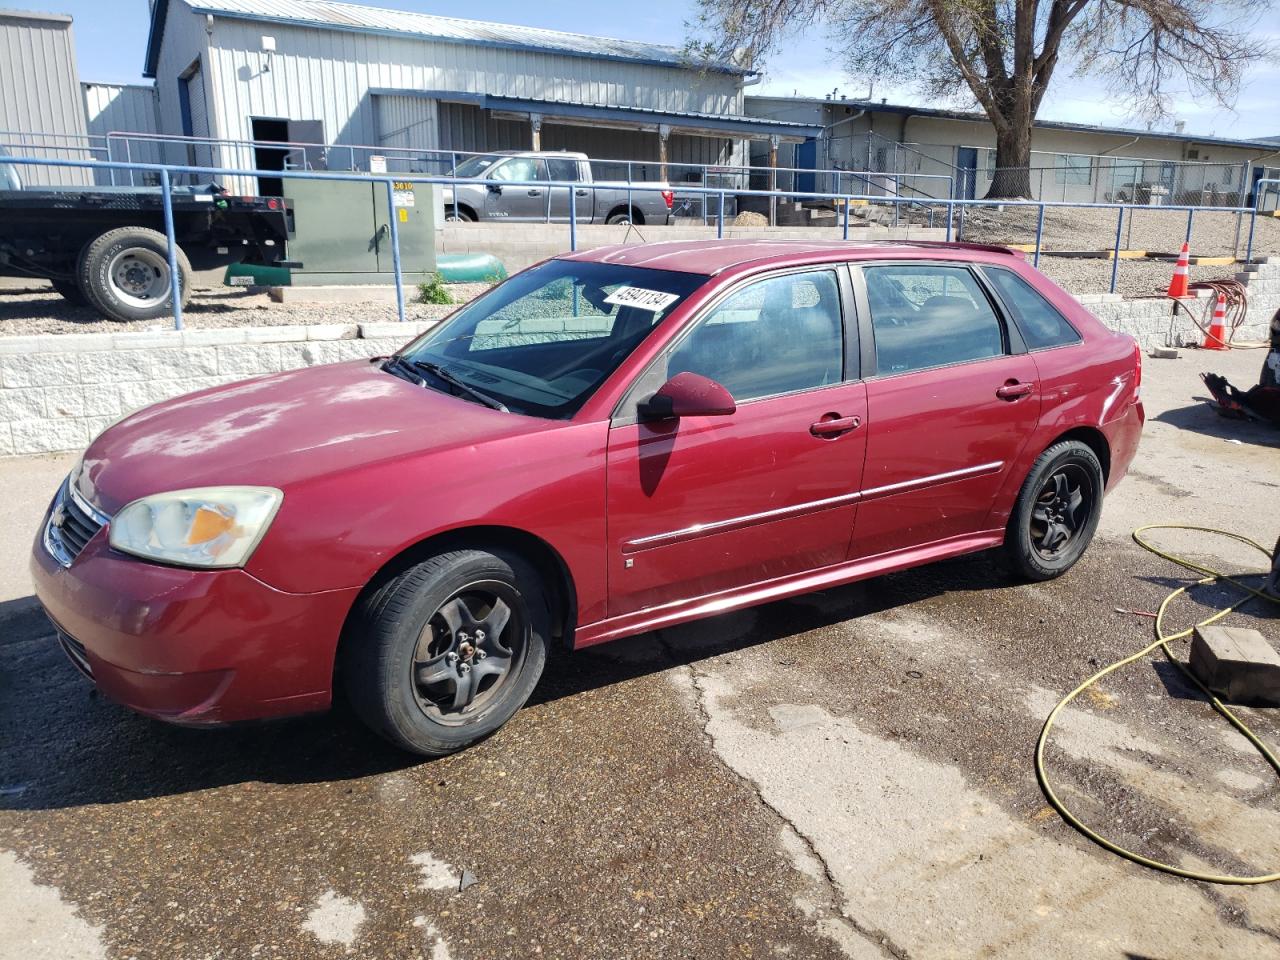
[[1166, 242, 1190, 298], [1203, 293, 1229, 350]]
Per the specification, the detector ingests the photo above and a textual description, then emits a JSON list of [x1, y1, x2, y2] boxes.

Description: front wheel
[[342, 549, 550, 756], [1005, 440, 1104, 581]]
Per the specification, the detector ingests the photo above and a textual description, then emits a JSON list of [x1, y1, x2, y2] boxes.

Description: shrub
[[417, 273, 452, 305]]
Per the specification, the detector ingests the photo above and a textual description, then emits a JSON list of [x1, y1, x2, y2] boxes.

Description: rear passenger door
[[847, 261, 1041, 559]]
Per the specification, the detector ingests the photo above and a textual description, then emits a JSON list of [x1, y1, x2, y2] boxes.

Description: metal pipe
[[569, 188, 578, 251], [384, 180, 406, 323], [843, 197, 850, 240], [1034, 204, 1045, 267], [1110, 207, 1125, 294], [160, 169, 183, 331], [718, 191, 725, 239]]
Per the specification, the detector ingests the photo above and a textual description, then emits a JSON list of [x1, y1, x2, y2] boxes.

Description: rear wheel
[[607, 209, 642, 225], [342, 548, 550, 756], [1005, 440, 1104, 581], [77, 226, 192, 323]]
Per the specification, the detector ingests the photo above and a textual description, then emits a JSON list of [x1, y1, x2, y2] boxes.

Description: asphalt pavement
[[2, 346, 1279, 959]]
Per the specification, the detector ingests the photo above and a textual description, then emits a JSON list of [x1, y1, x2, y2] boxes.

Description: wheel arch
[[607, 205, 644, 225], [335, 524, 579, 682], [1047, 425, 1111, 485], [444, 202, 478, 222]]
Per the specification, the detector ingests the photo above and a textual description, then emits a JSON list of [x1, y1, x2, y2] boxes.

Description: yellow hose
[[1035, 524, 1280, 884]]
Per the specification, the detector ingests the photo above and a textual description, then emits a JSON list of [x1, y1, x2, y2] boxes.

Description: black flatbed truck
[[0, 153, 294, 323]]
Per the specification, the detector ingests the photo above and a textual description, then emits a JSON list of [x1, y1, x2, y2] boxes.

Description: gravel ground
[[957, 203, 1280, 259], [0, 282, 491, 337]]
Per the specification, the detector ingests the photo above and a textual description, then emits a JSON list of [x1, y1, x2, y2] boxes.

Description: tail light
[[661, 190, 674, 209]]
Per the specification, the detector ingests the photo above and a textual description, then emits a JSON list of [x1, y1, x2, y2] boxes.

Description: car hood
[[76, 359, 549, 514]]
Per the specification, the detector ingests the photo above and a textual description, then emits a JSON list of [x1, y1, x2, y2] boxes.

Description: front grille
[[44, 481, 108, 567], [57, 631, 93, 678]]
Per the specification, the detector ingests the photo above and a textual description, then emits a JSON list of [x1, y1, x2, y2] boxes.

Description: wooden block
[[1189, 626, 1280, 706]]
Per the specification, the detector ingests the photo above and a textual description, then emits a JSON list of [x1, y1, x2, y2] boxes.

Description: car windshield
[[398, 260, 707, 418], [452, 155, 503, 179]]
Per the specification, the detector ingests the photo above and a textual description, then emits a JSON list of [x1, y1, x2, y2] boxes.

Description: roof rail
[[905, 239, 1025, 257]]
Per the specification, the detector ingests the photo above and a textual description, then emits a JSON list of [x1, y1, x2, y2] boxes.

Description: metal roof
[[0, 7, 72, 24], [146, 0, 747, 77], [747, 95, 1280, 153], [372, 89, 822, 141]]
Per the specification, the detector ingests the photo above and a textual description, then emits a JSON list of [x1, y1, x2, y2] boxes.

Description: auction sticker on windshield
[[604, 286, 681, 312]]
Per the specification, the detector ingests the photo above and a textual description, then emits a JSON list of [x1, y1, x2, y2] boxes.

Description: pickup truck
[[0, 149, 294, 323], [442, 151, 673, 225]]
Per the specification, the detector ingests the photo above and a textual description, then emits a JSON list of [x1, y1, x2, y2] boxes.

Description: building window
[[1054, 154, 1093, 185]]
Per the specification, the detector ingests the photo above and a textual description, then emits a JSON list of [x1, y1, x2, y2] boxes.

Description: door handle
[[575, 189, 589, 196], [810, 414, 861, 437], [995, 380, 1035, 401], [527, 189, 542, 197]]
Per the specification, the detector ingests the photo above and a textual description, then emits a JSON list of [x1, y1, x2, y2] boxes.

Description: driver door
[[485, 157, 549, 221], [606, 268, 869, 617]]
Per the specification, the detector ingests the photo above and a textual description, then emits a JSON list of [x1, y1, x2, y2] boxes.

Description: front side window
[[491, 157, 547, 182], [863, 265, 1005, 375], [982, 267, 1081, 350], [667, 271, 844, 402], [452, 155, 501, 178], [402, 260, 706, 418]]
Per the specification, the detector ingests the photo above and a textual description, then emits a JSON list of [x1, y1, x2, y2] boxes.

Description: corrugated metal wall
[[82, 83, 162, 184], [152, 2, 213, 177], [199, 14, 743, 160], [0, 11, 92, 186]]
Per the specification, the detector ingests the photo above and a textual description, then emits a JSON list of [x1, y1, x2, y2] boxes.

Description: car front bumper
[[30, 499, 360, 725]]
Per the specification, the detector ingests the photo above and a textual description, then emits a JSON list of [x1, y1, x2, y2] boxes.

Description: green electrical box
[[282, 178, 438, 286]]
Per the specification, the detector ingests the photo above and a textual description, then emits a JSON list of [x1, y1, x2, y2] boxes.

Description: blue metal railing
[[2, 153, 1270, 331]]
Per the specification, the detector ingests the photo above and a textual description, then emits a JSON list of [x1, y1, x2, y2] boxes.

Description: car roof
[[559, 238, 1026, 275]]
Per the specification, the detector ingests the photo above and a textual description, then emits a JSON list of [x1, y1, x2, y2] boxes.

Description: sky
[[30, 0, 1280, 140]]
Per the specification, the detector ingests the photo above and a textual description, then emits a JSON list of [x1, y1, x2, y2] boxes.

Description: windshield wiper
[[406, 358, 509, 412], [382, 355, 426, 386]]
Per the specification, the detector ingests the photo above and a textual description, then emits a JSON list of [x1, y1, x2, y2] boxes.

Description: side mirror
[[486, 183, 503, 194], [638, 372, 736, 420]]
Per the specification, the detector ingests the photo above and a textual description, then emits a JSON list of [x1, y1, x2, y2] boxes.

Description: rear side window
[[863, 265, 1005, 375], [546, 157, 581, 182], [982, 267, 1081, 349]]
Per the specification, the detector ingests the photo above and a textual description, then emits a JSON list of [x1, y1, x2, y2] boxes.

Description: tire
[[342, 548, 550, 756], [1005, 440, 1105, 581], [49, 279, 89, 306], [77, 227, 192, 323], [444, 207, 476, 223], [607, 210, 641, 226]]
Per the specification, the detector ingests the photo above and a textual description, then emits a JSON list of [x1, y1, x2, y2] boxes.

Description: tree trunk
[[985, 124, 1034, 200]]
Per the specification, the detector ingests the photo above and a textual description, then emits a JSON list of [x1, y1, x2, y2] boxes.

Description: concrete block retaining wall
[[2, 262, 1277, 457], [0, 323, 431, 458]]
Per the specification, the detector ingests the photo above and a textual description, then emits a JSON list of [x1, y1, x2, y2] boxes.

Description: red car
[[32, 239, 1144, 756]]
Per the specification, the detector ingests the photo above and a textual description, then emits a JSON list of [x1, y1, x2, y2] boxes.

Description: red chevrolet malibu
[[32, 239, 1143, 755]]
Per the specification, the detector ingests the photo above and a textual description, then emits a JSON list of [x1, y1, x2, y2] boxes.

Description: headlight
[[108, 487, 283, 568]]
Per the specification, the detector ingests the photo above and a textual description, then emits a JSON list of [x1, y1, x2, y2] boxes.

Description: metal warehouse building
[[142, 0, 818, 191], [745, 94, 1280, 206], [0, 8, 92, 185]]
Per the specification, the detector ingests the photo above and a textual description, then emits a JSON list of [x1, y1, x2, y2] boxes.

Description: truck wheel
[[444, 207, 476, 222], [49, 279, 89, 307], [78, 227, 192, 323], [607, 210, 642, 225], [341, 548, 550, 757]]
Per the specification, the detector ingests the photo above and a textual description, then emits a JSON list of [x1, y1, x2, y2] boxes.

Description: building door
[[795, 138, 818, 195], [956, 147, 978, 200], [178, 61, 211, 179]]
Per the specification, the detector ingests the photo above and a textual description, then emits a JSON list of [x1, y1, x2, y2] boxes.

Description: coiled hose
[[1036, 525, 1280, 884], [1167, 278, 1270, 349]]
